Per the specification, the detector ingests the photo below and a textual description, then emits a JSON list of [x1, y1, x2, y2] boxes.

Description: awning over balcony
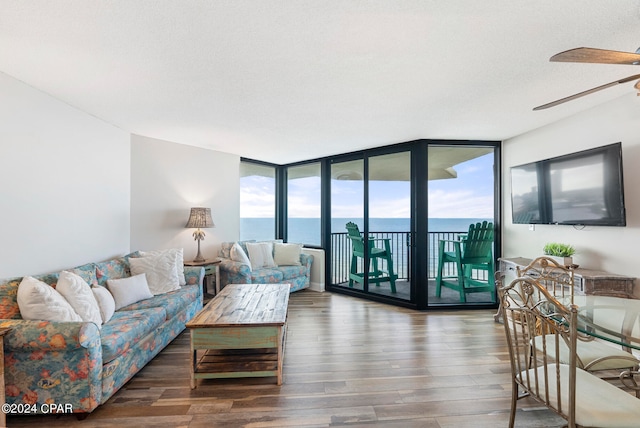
[[426, 146, 493, 181]]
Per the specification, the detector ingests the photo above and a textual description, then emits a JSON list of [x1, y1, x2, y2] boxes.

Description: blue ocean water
[[240, 217, 491, 245]]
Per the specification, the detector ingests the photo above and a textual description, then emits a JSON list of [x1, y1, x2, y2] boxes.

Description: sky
[[240, 152, 494, 219], [427, 153, 495, 218]]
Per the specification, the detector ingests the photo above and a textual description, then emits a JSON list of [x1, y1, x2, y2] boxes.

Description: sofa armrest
[[218, 258, 252, 286], [183, 266, 205, 288], [0, 319, 100, 351], [300, 253, 313, 270]]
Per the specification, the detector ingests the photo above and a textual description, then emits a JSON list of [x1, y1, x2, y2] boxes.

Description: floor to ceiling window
[[239, 161, 276, 241], [366, 151, 411, 301], [330, 158, 365, 294], [286, 162, 321, 246], [328, 150, 412, 303], [240, 140, 500, 310], [426, 145, 497, 307]]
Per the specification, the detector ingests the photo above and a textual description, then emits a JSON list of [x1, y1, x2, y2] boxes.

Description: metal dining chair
[[517, 257, 640, 380], [498, 273, 640, 428]]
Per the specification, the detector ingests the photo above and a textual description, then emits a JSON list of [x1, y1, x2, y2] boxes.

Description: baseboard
[[308, 281, 325, 292]]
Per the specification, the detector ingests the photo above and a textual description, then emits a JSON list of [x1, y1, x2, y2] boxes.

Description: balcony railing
[[330, 231, 480, 285]]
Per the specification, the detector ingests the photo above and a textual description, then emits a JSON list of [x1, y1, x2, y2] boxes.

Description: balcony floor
[[335, 279, 495, 305]]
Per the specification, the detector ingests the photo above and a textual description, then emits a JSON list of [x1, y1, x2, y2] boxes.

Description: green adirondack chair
[[345, 222, 397, 293], [435, 221, 495, 302]]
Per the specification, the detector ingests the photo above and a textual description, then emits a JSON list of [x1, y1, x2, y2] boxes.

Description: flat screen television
[[510, 142, 626, 226]]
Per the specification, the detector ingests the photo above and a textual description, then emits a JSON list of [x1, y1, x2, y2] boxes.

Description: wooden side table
[[495, 257, 637, 323], [184, 259, 222, 298], [0, 327, 11, 428], [499, 257, 636, 298]]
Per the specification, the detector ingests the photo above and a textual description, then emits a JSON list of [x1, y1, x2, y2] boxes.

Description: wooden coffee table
[[186, 283, 290, 388]]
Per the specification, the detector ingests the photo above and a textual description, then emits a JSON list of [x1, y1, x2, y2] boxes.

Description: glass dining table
[[560, 294, 640, 352]]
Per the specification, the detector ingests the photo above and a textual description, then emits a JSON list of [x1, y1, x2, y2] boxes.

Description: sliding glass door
[[368, 152, 411, 300], [330, 158, 365, 293], [426, 145, 498, 307], [329, 150, 412, 303]]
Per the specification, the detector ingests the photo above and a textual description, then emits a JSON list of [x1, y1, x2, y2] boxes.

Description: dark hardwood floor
[[7, 290, 567, 427]]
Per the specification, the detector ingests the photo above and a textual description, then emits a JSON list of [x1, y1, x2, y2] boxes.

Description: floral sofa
[[0, 252, 204, 415], [218, 241, 313, 292]]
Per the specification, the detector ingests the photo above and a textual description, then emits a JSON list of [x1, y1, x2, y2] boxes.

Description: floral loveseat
[[0, 251, 204, 415], [218, 241, 313, 292]]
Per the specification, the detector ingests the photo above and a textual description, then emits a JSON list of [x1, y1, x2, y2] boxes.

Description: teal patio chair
[[435, 221, 495, 302], [345, 222, 397, 293]]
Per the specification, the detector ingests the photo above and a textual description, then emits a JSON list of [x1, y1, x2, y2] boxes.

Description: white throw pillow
[[245, 242, 277, 270], [129, 252, 181, 295], [106, 273, 154, 310], [17, 276, 82, 322], [273, 243, 302, 266], [139, 248, 186, 286], [230, 242, 252, 269], [56, 271, 103, 328], [92, 286, 115, 323]]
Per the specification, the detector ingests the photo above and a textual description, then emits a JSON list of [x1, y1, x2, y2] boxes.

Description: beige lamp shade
[[185, 207, 214, 229]]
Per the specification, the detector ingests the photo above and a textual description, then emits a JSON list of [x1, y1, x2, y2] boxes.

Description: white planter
[[546, 255, 573, 267]]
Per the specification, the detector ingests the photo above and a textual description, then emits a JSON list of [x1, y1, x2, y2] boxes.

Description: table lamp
[[185, 207, 214, 262]]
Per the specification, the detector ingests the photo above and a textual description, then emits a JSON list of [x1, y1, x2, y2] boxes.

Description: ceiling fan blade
[[533, 74, 640, 111], [550, 47, 640, 65]]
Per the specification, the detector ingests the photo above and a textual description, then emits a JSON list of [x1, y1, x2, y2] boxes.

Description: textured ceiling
[[2, 1, 640, 164]]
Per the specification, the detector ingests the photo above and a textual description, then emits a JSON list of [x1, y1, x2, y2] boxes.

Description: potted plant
[[543, 242, 576, 267]]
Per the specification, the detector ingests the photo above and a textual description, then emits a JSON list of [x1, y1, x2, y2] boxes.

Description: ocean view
[[240, 217, 491, 246]]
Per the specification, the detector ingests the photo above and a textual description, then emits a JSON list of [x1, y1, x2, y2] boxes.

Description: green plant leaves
[[543, 242, 576, 257]]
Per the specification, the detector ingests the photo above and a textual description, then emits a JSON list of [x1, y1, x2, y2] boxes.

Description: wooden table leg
[[276, 325, 285, 386], [215, 265, 221, 295], [190, 349, 197, 389]]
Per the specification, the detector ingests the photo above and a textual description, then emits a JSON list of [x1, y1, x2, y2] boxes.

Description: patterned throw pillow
[[69, 263, 99, 287], [95, 257, 130, 286]]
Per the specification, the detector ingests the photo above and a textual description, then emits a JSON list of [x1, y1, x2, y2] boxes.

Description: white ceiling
[[2, 1, 640, 164]]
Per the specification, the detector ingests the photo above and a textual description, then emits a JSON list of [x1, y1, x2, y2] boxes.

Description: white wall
[[0, 72, 131, 278], [503, 93, 640, 286], [130, 135, 240, 261], [302, 248, 325, 292]]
